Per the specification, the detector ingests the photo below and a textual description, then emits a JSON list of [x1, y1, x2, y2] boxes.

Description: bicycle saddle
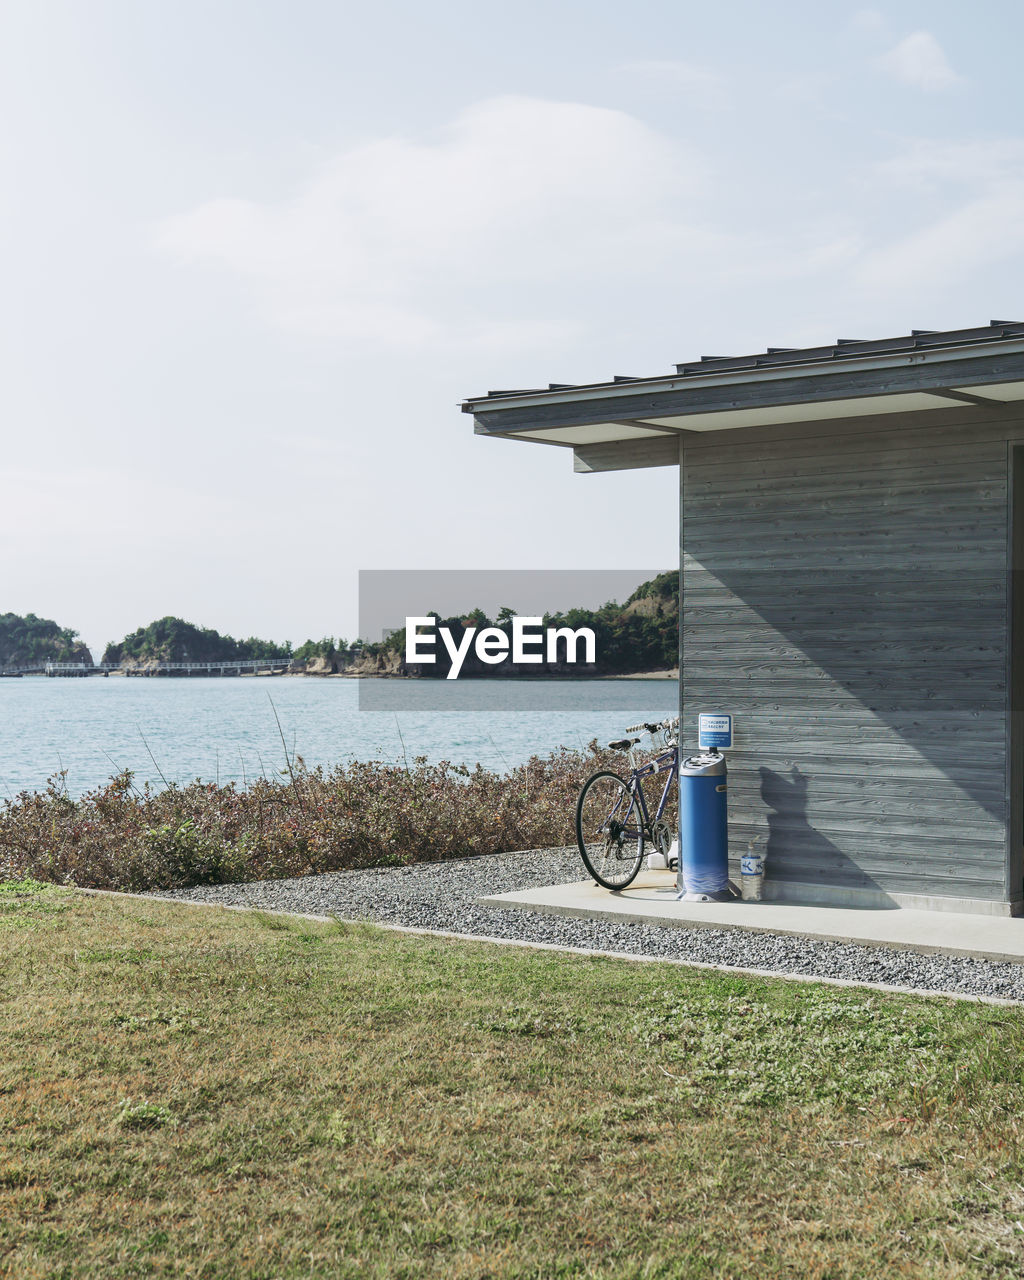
[[608, 737, 640, 750]]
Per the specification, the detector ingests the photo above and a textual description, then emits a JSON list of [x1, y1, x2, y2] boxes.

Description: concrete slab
[[480, 871, 1024, 964]]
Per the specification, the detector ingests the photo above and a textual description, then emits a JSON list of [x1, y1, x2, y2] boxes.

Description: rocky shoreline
[[287, 653, 678, 679], [288, 650, 404, 678]]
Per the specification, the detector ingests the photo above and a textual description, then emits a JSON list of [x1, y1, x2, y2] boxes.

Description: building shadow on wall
[[687, 567, 1006, 825], [759, 764, 889, 901]]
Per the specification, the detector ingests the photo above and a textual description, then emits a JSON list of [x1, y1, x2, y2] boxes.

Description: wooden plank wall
[[680, 408, 1024, 904]]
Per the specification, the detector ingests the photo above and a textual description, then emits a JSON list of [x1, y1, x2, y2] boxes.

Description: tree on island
[[102, 617, 291, 665], [0, 613, 93, 666], [290, 636, 354, 665]]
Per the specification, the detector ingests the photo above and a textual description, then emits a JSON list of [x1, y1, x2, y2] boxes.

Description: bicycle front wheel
[[576, 771, 645, 890]]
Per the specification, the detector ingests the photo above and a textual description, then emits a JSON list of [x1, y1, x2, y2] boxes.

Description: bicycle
[[575, 717, 680, 891]]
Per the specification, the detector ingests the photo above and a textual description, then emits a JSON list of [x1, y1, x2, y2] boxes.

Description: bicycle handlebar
[[625, 717, 679, 735]]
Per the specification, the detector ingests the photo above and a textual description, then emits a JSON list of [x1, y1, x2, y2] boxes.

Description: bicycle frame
[[618, 745, 678, 838]]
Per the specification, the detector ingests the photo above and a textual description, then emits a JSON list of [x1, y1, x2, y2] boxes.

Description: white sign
[[698, 712, 733, 750]]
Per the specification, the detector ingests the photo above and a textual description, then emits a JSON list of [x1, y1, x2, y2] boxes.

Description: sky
[[3, 0, 1024, 658]]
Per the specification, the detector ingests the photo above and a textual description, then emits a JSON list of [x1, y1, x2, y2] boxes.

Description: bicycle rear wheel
[[576, 771, 645, 890]]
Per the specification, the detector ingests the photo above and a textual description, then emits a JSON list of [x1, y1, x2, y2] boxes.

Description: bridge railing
[[43, 659, 290, 674], [121, 659, 289, 670]]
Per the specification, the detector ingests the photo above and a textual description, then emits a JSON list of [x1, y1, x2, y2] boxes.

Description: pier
[[33, 660, 292, 678]]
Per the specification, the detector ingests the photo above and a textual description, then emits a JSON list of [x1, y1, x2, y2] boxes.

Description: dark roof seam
[[480, 321, 1024, 399]]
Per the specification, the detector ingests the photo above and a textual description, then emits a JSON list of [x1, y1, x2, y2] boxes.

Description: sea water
[[0, 675, 679, 798]]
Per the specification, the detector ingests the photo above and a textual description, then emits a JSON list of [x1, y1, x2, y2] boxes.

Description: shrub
[[0, 744, 647, 892]]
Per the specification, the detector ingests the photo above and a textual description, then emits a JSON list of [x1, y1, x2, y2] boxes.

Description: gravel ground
[[151, 848, 1024, 1003]]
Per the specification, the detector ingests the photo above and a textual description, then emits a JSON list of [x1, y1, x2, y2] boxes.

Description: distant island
[[1, 572, 679, 677], [0, 612, 93, 668], [101, 617, 293, 665]]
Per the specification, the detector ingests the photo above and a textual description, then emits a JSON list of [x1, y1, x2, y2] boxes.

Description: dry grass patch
[[0, 748, 620, 891], [2, 879, 1024, 1277]]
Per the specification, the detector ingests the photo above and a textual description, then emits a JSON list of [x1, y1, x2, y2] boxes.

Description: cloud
[[858, 181, 1024, 291], [617, 60, 728, 105], [157, 94, 1024, 362], [157, 96, 706, 349], [855, 135, 1024, 291], [770, 72, 835, 106], [156, 95, 875, 356], [876, 138, 1024, 189], [875, 31, 964, 91], [847, 9, 888, 37], [0, 467, 246, 544]]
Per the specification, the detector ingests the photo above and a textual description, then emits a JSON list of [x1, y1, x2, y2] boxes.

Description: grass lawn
[[3, 882, 1024, 1278]]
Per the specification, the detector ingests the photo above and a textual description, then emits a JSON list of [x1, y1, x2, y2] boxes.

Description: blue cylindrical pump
[[677, 750, 730, 898]]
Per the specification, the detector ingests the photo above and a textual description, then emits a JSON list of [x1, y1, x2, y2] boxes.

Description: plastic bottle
[[740, 839, 765, 902]]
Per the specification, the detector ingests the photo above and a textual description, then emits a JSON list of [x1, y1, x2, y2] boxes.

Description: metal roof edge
[[462, 335, 1024, 416]]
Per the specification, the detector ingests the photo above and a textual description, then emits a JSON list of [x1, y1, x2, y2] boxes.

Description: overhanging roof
[[462, 322, 1024, 472]]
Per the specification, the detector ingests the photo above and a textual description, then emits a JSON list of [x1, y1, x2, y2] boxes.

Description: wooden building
[[462, 323, 1024, 915]]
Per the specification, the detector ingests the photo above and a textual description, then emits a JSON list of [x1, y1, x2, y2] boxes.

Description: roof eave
[[462, 336, 1024, 418], [467, 343, 1024, 440]]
